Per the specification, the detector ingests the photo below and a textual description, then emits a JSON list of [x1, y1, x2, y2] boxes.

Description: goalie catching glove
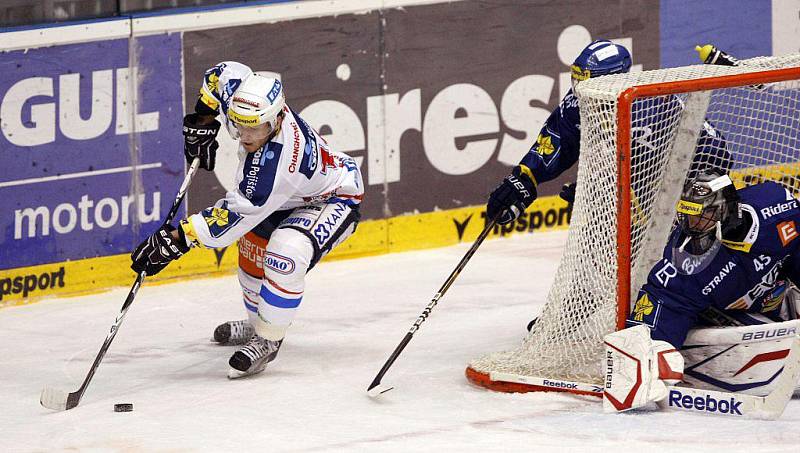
[[603, 325, 684, 413], [183, 113, 221, 171], [130, 224, 190, 276], [486, 164, 537, 224]]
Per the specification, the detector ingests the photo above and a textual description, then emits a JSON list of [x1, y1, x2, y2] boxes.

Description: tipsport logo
[[0, 267, 65, 301]]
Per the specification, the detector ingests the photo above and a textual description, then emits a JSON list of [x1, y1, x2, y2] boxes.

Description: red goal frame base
[[465, 366, 603, 397]]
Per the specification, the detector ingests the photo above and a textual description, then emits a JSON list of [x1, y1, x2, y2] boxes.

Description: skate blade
[[227, 364, 267, 380]]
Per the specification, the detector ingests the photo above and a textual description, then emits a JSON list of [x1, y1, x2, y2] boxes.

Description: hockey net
[[467, 54, 800, 396]]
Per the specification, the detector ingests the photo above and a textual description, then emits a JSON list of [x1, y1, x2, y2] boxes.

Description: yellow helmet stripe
[[228, 110, 261, 126], [571, 65, 591, 81], [676, 199, 704, 215]]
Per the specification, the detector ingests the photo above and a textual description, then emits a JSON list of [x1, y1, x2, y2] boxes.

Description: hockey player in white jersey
[[131, 61, 363, 378]]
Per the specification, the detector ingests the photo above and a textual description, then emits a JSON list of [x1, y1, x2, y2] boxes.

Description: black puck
[[114, 403, 133, 412]]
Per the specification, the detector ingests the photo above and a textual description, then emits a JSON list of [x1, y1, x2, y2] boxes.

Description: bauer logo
[[742, 326, 797, 341], [264, 252, 295, 275], [667, 390, 743, 416]]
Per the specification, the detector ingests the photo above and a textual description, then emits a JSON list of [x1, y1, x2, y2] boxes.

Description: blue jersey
[[518, 90, 725, 186], [519, 89, 581, 185], [628, 182, 800, 348]]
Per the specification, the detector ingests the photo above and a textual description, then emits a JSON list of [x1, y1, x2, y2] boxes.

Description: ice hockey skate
[[212, 320, 255, 346], [227, 335, 283, 379]]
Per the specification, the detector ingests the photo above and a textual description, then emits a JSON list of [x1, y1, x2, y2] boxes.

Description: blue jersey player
[[486, 39, 633, 224], [604, 170, 800, 413], [491, 40, 727, 333], [629, 170, 800, 348], [486, 40, 727, 225]]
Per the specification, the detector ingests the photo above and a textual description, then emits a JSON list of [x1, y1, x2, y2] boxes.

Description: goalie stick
[[40, 158, 200, 411], [367, 217, 497, 397]]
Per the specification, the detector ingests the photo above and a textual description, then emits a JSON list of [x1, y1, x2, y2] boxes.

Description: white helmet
[[228, 73, 285, 133]]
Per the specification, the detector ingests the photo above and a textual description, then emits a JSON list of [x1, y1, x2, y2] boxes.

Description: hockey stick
[[367, 217, 498, 397], [40, 158, 201, 411], [658, 334, 800, 420]]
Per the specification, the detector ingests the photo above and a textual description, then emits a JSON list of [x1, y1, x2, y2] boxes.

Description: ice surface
[[1, 231, 798, 452]]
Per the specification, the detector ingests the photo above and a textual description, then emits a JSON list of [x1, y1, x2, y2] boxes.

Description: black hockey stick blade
[[367, 383, 394, 398]]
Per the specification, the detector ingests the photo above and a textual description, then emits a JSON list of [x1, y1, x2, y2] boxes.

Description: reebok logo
[[667, 390, 743, 415], [542, 379, 578, 390]]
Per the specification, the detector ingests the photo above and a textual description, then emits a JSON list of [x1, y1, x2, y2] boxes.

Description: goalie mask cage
[[467, 54, 800, 396]]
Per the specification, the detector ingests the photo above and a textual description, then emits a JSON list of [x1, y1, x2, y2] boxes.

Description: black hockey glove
[[131, 224, 190, 276], [183, 113, 221, 171], [486, 165, 537, 225]]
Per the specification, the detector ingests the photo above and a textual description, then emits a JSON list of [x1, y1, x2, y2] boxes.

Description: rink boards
[[0, 195, 570, 305]]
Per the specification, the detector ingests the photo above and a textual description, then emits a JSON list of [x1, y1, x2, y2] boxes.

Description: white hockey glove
[[603, 325, 684, 413]]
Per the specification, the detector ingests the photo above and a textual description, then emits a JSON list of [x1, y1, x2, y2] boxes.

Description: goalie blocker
[[604, 321, 800, 419]]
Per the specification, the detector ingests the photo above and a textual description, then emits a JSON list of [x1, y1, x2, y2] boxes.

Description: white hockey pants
[[237, 201, 359, 341]]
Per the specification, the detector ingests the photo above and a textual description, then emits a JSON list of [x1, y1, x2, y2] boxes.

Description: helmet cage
[[676, 173, 734, 238]]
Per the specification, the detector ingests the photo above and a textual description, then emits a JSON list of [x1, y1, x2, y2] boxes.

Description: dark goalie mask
[[676, 171, 738, 254]]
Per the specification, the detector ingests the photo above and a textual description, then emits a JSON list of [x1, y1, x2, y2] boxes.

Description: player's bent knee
[[252, 228, 314, 341], [263, 228, 313, 287]]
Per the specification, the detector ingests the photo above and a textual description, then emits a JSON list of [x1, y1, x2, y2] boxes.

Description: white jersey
[[181, 62, 364, 249]]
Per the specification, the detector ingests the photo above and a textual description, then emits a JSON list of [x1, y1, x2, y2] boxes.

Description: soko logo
[[264, 252, 295, 275]]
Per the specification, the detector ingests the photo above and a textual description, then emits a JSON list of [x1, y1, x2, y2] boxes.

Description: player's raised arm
[[485, 40, 631, 226], [183, 62, 254, 171]]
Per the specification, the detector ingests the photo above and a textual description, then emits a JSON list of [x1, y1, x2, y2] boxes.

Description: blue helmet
[[571, 40, 632, 83]]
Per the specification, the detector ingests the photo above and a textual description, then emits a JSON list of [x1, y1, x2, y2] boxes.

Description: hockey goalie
[[605, 168, 800, 415]]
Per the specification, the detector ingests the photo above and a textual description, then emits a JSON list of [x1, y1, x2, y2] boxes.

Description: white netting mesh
[[469, 55, 800, 387]]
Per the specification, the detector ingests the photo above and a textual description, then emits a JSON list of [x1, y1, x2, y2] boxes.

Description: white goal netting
[[468, 54, 800, 392]]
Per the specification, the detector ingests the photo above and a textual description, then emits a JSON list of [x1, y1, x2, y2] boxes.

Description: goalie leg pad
[[604, 325, 684, 413]]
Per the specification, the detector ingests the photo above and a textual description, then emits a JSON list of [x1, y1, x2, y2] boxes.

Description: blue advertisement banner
[[0, 35, 184, 269], [660, 0, 772, 68]]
